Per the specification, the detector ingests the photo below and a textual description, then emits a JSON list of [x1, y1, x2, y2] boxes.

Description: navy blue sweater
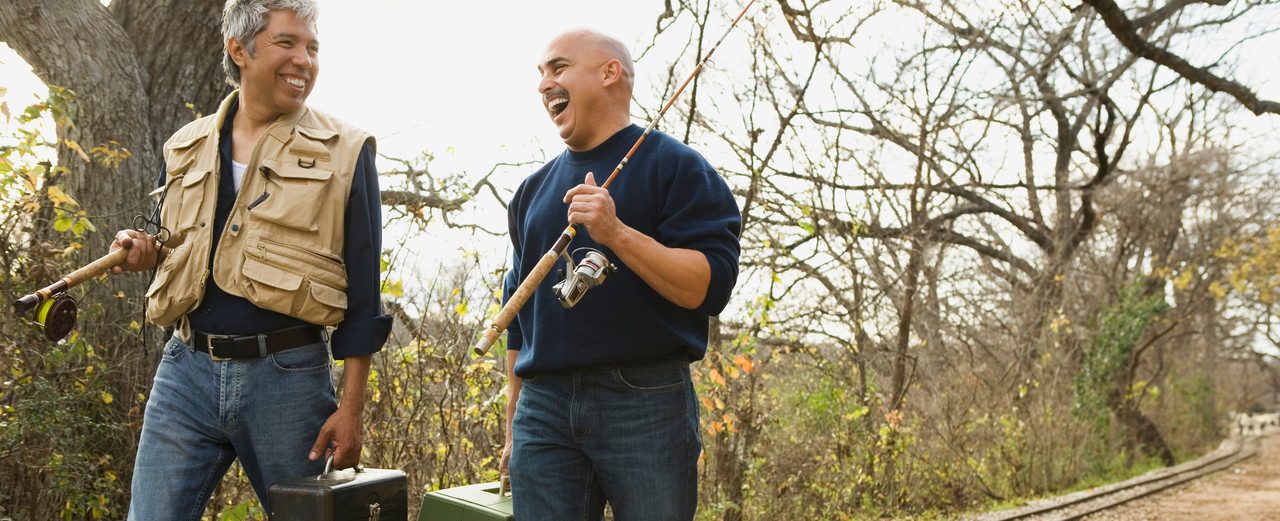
[[504, 124, 741, 376]]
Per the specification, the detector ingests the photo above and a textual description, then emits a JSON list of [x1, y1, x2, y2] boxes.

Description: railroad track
[[986, 435, 1261, 521]]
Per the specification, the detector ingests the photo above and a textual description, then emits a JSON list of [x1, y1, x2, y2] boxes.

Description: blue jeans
[[128, 335, 336, 520], [509, 361, 701, 521]]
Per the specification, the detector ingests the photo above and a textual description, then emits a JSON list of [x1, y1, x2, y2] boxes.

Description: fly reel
[[20, 292, 78, 341], [552, 248, 617, 308]]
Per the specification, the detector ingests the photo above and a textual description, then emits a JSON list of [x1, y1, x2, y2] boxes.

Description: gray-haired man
[[120, 0, 390, 517]]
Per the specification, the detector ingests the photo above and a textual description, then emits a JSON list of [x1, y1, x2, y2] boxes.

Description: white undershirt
[[230, 159, 247, 192]]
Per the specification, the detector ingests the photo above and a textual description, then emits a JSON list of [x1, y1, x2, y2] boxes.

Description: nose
[[291, 47, 314, 69], [538, 74, 554, 95]]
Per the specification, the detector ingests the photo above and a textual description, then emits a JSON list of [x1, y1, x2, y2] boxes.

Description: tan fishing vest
[[145, 91, 374, 335]]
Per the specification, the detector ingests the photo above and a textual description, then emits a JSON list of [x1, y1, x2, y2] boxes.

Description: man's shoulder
[[647, 128, 711, 165], [164, 114, 218, 149], [298, 106, 370, 139]]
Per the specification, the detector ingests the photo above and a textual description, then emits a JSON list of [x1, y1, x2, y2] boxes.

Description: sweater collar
[[564, 124, 645, 166]]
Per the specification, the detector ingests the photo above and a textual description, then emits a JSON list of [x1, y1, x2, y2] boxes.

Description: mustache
[[542, 89, 569, 103]]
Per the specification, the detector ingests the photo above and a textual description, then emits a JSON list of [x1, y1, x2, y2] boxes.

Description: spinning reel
[[551, 248, 617, 308]]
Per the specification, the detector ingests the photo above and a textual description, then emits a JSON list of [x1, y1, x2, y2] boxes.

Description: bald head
[[551, 29, 634, 94]]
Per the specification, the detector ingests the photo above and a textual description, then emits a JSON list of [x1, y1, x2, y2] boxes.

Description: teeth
[[548, 98, 568, 111], [285, 77, 306, 88]]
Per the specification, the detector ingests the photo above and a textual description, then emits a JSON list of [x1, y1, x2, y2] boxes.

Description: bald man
[[499, 29, 741, 520]]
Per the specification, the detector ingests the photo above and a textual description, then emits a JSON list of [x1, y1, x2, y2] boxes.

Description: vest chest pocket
[[172, 169, 211, 232], [253, 158, 333, 232]]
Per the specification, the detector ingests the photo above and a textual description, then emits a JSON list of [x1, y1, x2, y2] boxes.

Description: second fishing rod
[[473, 0, 757, 356]]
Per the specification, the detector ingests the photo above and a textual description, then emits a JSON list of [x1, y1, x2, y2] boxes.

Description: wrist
[[337, 402, 365, 418], [601, 223, 633, 250]]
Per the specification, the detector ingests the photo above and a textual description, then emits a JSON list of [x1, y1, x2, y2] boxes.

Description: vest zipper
[[253, 236, 344, 274]]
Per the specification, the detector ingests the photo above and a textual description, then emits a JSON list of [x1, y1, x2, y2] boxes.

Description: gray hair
[[221, 0, 320, 87]]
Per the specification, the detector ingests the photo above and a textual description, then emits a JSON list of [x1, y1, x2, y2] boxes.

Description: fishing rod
[[13, 214, 170, 341], [473, 0, 758, 356]]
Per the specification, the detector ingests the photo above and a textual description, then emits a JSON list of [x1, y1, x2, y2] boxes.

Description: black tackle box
[[269, 465, 408, 520]]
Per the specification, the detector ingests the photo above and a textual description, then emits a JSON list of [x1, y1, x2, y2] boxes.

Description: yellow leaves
[[1172, 269, 1194, 290], [454, 301, 469, 316], [1214, 238, 1240, 259], [64, 138, 91, 162], [128, 320, 141, 332], [1208, 281, 1229, 300], [100, 391, 113, 405], [381, 279, 404, 298], [46, 185, 76, 206], [733, 354, 755, 373], [1049, 314, 1071, 335]]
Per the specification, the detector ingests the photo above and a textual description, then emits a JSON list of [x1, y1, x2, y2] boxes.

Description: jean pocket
[[269, 343, 331, 373], [161, 337, 188, 361], [613, 364, 686, 393]]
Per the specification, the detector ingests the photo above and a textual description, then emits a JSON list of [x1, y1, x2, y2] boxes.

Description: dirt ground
[[1091, 434, 1280, 521]]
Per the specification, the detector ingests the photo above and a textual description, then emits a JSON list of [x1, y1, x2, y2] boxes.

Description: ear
[[228, 37, 248, 68], [601, 59, 623, 87]]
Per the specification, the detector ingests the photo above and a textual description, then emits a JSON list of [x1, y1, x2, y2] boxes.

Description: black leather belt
[[192, 325, 327, 360]]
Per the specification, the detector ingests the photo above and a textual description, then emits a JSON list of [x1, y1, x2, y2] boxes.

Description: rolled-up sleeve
[[330, 143, 393, 359], [655, 156, 741, 316]]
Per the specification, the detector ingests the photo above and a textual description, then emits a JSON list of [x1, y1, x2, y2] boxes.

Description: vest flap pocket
[[291, 126, 336, 161], [296, 125, 338, 142], [242, 256, 303, 291], [261, 158, 333, 181], [167, 134, 207, 151], [309, 281, 348, 309], [181, 168, 211, 187]]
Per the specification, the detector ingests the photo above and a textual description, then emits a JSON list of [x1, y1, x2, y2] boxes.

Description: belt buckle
[[206, 334, 233, 361]]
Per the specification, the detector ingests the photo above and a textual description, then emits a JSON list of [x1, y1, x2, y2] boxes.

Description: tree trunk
[[0, 0, 227, 347]]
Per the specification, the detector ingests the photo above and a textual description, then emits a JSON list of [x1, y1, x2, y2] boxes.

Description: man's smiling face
[[537, 33, 610, 150], [238, 9, 319, 116]]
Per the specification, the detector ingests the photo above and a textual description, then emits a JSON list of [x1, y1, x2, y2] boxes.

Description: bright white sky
[[0, 0, 703, 284]]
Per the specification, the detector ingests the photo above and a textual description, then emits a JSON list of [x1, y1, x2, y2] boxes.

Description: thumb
[[309, 428, 333, 461], [584, 171, 597, 187]]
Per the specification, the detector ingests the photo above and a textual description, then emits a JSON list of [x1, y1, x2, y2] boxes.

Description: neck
[[233, 89, 285, 134], [568, 112, 631, 152]]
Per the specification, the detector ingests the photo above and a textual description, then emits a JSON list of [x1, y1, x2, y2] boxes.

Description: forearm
[[606, 226, 710, 309], [505, 349, 522, 441], [338, 354, 372, 416]]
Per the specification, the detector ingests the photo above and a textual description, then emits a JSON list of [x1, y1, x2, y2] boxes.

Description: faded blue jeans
[[508, 360, 702, 521], [128, 335, 336, 520]]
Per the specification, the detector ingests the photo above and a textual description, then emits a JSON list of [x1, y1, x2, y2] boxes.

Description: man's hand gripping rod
[[473, 0, 757, 356]]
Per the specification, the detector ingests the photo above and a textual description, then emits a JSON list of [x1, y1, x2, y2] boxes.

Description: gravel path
[[1087, 433, 1280, 521]]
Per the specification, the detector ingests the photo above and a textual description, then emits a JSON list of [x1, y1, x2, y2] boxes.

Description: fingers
[[113, 230, 135, 250], [562, 172, 607, 203], [309, 427, 333, 462]]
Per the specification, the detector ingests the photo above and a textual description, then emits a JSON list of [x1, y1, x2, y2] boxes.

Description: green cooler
[[418, 479, 513, 521]]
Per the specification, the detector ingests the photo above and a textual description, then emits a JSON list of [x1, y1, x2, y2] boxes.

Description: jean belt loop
[[257, 333, 269, 357]]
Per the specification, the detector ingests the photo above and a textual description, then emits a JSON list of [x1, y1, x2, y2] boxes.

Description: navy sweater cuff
[[330, 313, 392, 359], [696, 251, 736, 316]]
